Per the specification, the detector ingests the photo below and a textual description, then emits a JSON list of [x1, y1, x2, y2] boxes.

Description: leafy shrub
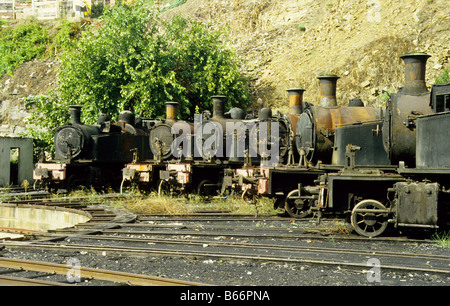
[[0, 21, 48, 76], [0, 20, 82, 77], [24, 94, 69, 157], [56, 2, 252, 123], [47, 20, 82, 56], [434, 69, 449, 84]]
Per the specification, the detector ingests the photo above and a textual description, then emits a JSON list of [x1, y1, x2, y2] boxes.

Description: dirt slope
[[162, 0, 450, 111], [0, 60, 60, 136]]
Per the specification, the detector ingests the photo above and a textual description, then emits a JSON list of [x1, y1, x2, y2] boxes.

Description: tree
[[55, 2, 252, 124]]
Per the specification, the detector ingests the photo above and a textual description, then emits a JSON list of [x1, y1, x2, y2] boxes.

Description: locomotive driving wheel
[[284, 189, 311, 218], [351, 199, 389, 237]]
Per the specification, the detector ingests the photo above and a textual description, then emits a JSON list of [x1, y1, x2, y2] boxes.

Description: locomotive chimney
[[165, 101, 178, 122], [212, 95, 227, 119], [318, 75, 340, 106], [400, 52, 431, 96], [69, 105, 82, 125], [287, 88, 305, 115]]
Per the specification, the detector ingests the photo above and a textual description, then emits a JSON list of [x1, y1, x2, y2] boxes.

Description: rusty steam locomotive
[[33, 52, 450, 237]]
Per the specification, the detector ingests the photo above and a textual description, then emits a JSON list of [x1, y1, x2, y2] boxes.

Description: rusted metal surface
[[400, 52, 431, 96], [212, 95, 227, 119], [416, 112, 450, 169], [296, 105, 380, 164], [287, 88, 305, 115], [150, 101, 194, 160], [318, 75, 339, 106], [333, 120, 390, 166], [165, 101, 178, 122], [393, 181, 440, 228], [382, 53, 433, 166]]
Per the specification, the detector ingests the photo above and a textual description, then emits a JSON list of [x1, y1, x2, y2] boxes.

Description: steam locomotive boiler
[[382, 53, 434, 167]]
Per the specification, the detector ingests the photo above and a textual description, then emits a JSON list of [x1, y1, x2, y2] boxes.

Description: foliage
[[23, 94, 70, 157], [46, 20, 83, 56], [432, 231, 450, 248], [434, 69, 449, 84], [58, 4, 160, 122], [0, 21, 48, 77], [162, 16, 251, 119], [56, 2, 252, 124], [0, 20, 82, 77]]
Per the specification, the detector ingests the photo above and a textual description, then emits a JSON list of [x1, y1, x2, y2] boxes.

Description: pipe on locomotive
[[165, 101, 178, 122], [295, 73, 383, 165], [69, 105, 82, 125], [318, 75, 340, 107], [212, 95, 227, 119], [400, 52, 431, 96], [287, 88, 305, 115]]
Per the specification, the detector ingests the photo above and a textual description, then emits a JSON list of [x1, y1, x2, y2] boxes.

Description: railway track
[[0, 257, 208, 286], [1, 194, 449, 285]]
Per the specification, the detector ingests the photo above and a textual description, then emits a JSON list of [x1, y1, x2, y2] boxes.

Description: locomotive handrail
[[334, 119, 384, 128]]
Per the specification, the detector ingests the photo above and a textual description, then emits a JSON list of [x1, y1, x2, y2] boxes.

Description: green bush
[[0, 20, 82, 77], [24, 94, 69, 157], [0, 21, 48, 76], [434, 69, 449, 84], [56, 2, 252, 123], [27, 2, 252, 154]]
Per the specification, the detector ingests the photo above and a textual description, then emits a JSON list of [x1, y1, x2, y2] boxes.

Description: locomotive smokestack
[[212, 95, 227, 119], [318, 75, 340, 106], [165, 101, 178, 122], [400, 52, 431, 96], [287, 88, 305, 115], [69, 105, 82, 125]]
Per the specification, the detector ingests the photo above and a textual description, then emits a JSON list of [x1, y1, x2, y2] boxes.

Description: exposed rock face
[[0, 60, 60, 136], [162, 0, 449, 110]]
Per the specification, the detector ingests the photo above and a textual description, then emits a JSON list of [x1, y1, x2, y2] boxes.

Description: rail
[[0, 258, 210, 286]]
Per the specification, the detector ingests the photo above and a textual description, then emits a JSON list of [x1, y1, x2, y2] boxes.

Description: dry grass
[[63, 185, 278, 216], [123, 192, 278, 216], [124, 192, 194, 215]]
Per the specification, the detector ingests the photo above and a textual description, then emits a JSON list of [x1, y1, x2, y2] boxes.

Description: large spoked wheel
[[351, 199, 389, 237], [284, 189, 311, 218]]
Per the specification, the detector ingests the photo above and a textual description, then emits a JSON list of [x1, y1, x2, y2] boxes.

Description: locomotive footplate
[[398, 162, 450, 187]]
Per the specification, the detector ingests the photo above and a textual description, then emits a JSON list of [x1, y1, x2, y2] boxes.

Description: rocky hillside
[[0, 0, 449, 136], [0, 59, 60, 136], [162, 0, 449, 112]]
